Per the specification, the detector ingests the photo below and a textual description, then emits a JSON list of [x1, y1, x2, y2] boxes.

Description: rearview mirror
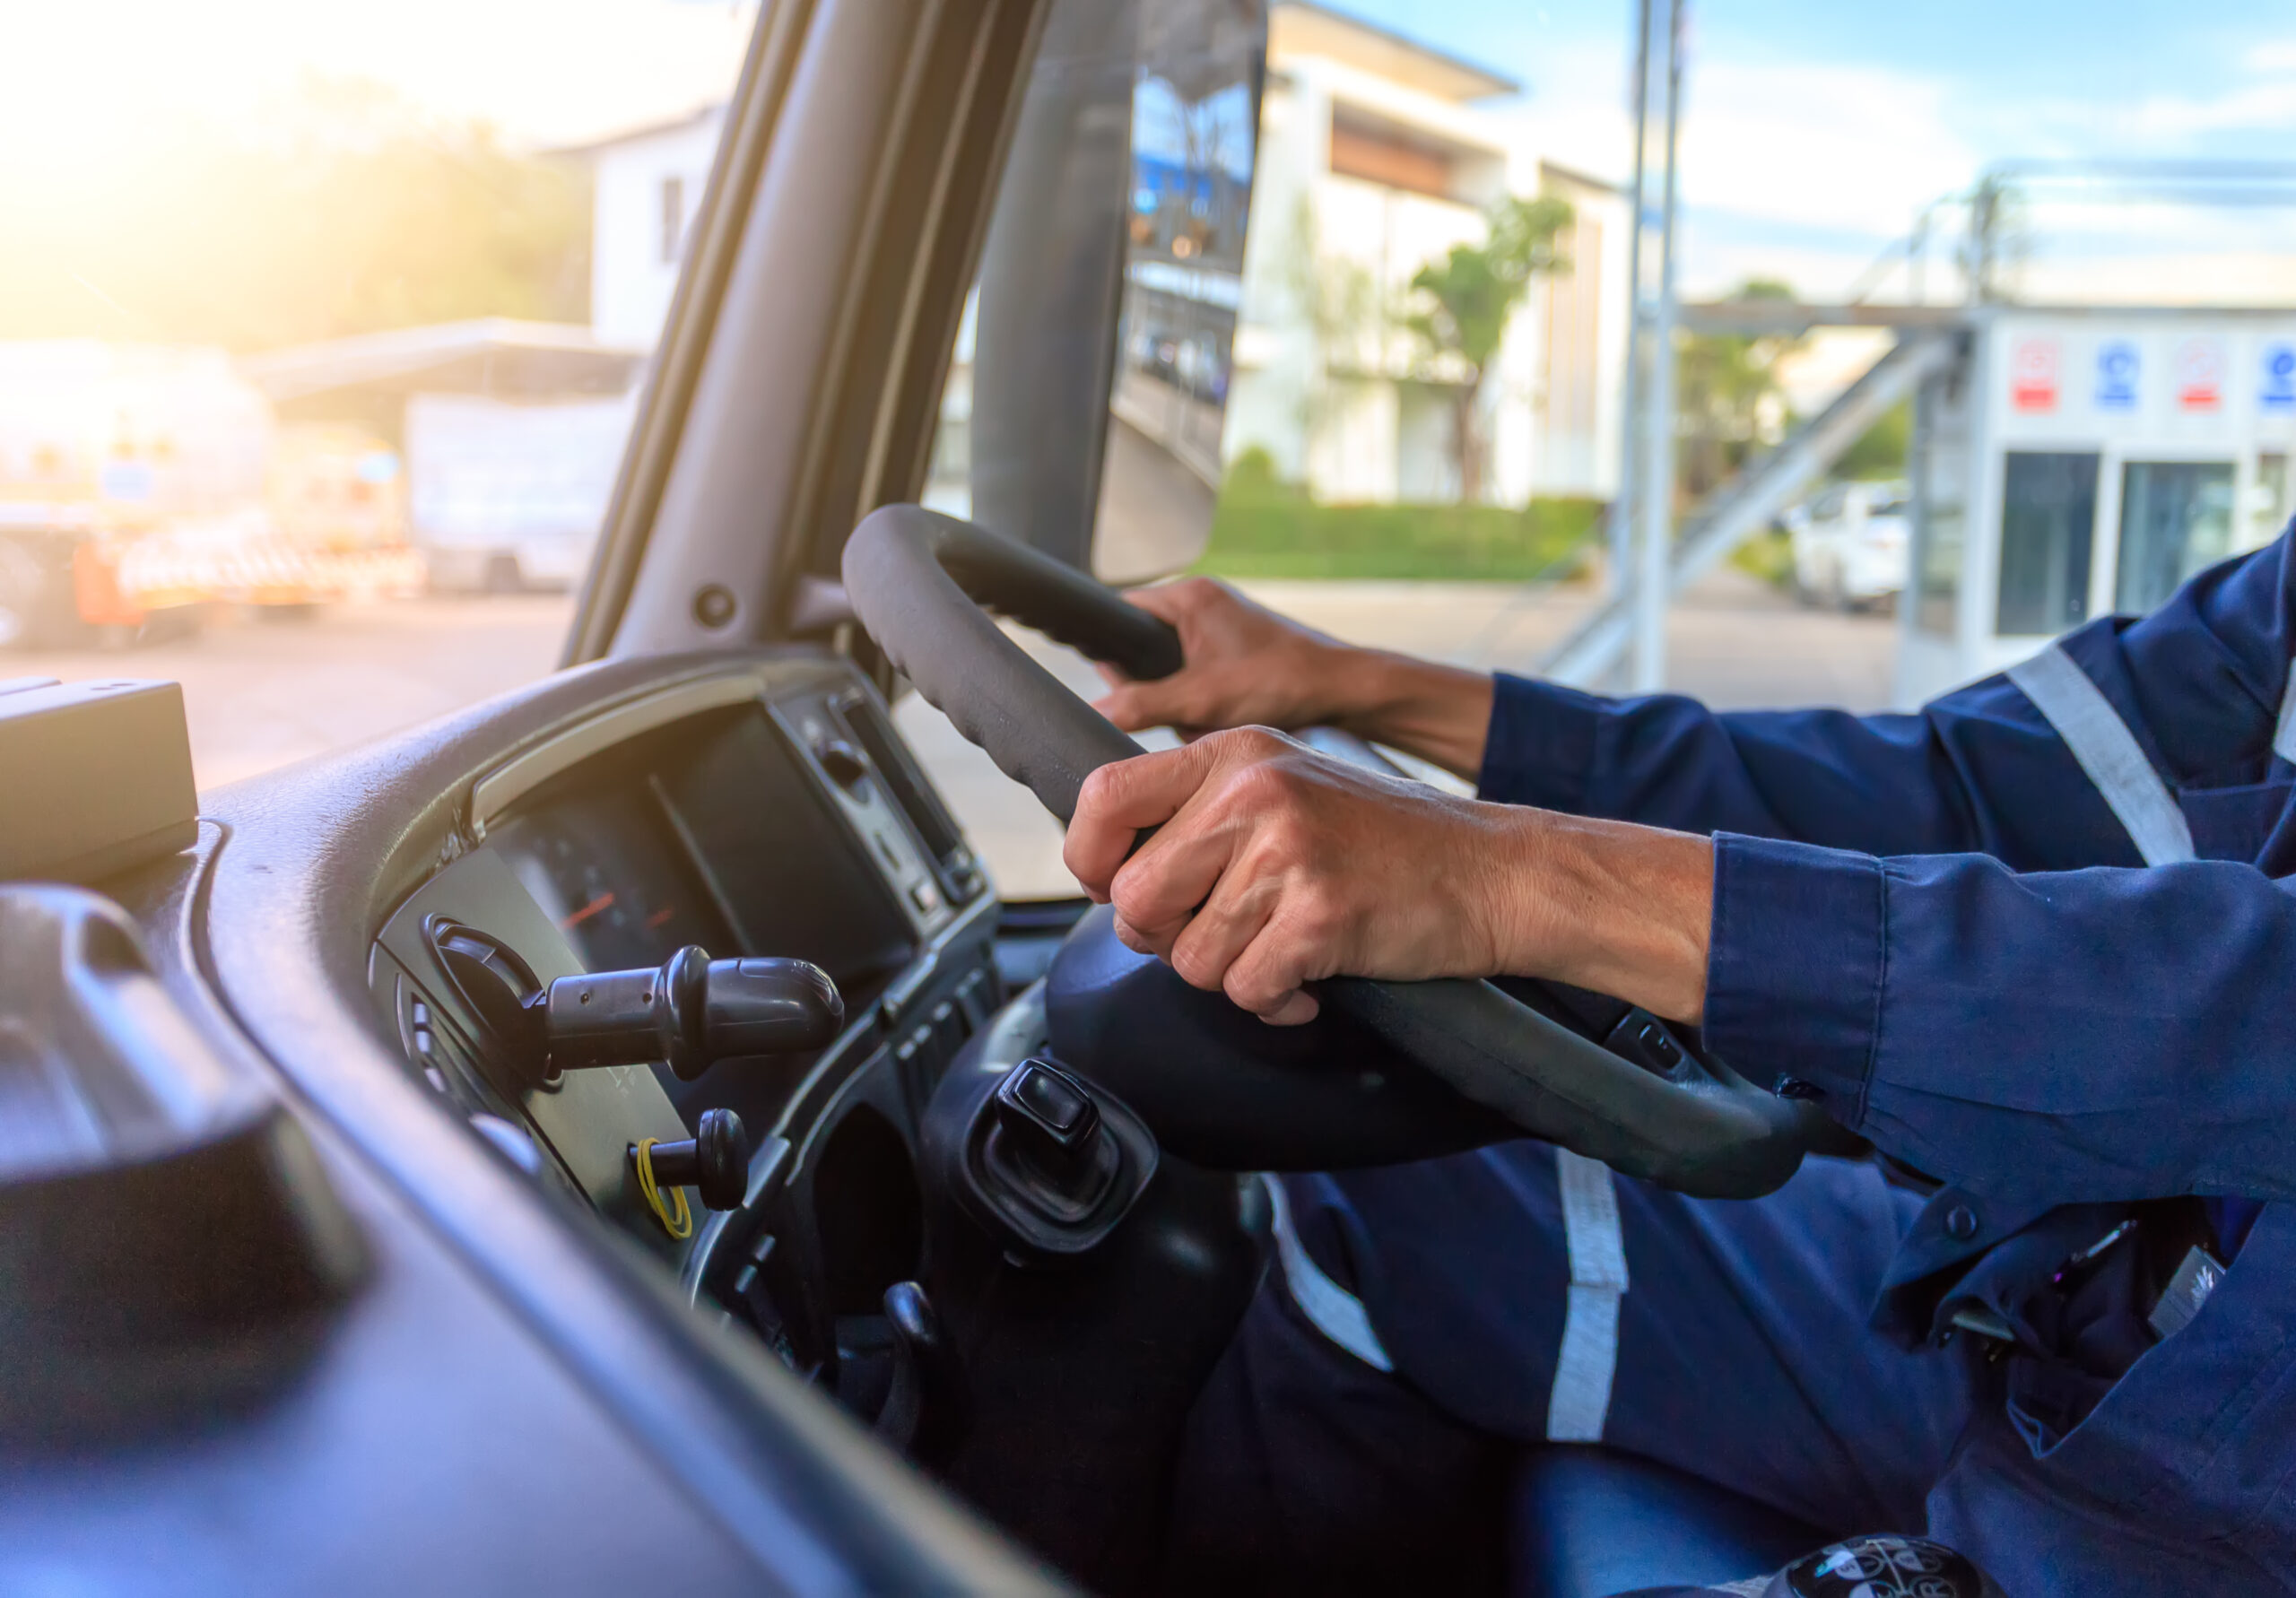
[[936, 0, 1264, 581]]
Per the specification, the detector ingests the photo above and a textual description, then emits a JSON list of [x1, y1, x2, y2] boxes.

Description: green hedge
[[1196, 488, 1604, 582]]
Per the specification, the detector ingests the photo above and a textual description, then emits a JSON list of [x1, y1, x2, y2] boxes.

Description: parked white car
[[1787, 479, 1909, 611]]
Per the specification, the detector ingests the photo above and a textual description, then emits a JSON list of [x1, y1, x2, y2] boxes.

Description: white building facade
[[577, 108, 725, 350], [1223, 4, 1628, 506]]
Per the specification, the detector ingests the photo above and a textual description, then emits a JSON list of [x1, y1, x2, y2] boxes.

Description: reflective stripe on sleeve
[[2006, 643, 2196, 867], [1546, 1147, 1629, 1443], [1261, 1174, 1394, 1372], [2274, 667, 2296, 767]]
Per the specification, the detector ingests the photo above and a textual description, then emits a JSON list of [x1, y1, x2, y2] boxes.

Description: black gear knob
[[991, 1058, 1118, 1210], [634, 1107, 750, 1212]]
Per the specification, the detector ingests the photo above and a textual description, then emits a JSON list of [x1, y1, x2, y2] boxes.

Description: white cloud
[[1675, 59, 1976, 238], [2125, 79, 2296, 138]]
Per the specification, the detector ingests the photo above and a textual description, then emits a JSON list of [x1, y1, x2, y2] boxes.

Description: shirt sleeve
[[1475, 529, 2296, 873], [1699, 529, 2296, 1203], [1705, 835, 2296, 1206]]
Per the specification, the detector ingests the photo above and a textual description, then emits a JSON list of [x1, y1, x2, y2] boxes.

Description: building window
[[1996, 450, 2098, 635], [1328, 108, 1456, 201], [2255, 453, 2289, 544], [2117, 460, 2234, 615], [658, 176, 685, 265]]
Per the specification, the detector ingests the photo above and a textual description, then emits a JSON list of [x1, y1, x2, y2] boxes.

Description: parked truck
[[0, 343, 423, 647]]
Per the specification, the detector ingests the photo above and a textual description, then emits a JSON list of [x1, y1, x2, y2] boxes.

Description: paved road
[[10, 595, 576, 791], [12, 572, 1894, 899]]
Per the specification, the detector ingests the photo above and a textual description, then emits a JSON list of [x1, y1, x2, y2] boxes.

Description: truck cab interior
[[3, 1, 1905, 1593]]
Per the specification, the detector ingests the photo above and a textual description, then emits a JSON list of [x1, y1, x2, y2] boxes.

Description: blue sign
[[96, 461, 155, 505], [2264, 343, 2296, 414], [2095, 340, 2140, 412]]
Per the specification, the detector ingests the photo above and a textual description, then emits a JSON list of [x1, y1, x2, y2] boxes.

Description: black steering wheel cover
[[843, 507, 1177, 821], [843, 504, 1828, 1198]]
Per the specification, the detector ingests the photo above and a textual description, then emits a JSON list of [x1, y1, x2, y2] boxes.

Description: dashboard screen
[[485, 704, 919, 1012], [495, 776, 739, 974]]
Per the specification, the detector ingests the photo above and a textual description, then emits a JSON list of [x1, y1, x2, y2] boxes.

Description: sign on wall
[[2172, 337, 2227, 413], [2265, 343, 2296, 416], [2094, 340, 2140, 413], [2011, 338, 2060, 413]]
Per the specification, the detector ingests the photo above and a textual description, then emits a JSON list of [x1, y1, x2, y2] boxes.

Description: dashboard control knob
[[542, 946, 845, 1081], [634, 1107, 750, 1212]]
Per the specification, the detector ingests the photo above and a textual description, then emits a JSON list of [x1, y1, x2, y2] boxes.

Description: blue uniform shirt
[[1477, 525, 2296, 1339]]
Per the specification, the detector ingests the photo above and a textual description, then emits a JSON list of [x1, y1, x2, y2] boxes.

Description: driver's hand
[[1063, 727, 1525, 1024], [1091, 578, 1358, 739], [1065, 728, 1719, 1026]]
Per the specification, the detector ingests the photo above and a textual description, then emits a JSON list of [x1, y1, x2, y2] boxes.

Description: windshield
[[895, 0, 2296, 897], [0, 3, 757, 786]]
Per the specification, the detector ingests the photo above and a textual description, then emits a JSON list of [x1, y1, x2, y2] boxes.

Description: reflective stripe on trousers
[[1264, 1151, 1631, 1443]]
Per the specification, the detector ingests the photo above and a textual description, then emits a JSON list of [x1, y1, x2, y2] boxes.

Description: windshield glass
[[898, 0, 2296, 898], [0, 3, 756, 786]]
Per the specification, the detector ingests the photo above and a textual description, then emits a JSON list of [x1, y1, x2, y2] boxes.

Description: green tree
[[1403, 194, 1574, 503], [1674, 277, 1802, 499], [1835, 396, 1910, 480], [0, 75, 590, 352]]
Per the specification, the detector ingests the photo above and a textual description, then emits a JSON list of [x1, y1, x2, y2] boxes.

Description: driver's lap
[[1165, 1151, 1980, 1596], [1166, 1152, 2277, 1588]]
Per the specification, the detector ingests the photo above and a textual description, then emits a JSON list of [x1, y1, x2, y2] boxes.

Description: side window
[[2115, 461, 2234, 615], [1996, 451, 2099, 636], [0, 4, 755, 789]]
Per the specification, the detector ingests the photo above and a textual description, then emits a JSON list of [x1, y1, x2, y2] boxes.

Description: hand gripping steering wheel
[[842, 506, 1832, 1198]]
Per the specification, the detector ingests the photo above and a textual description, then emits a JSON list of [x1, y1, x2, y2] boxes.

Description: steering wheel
[[842, 506, 1833, 1198]]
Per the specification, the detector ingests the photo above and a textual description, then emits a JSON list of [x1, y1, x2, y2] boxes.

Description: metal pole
[[1608, 0, 1653, 611], [1630, 0, 1682, 694]]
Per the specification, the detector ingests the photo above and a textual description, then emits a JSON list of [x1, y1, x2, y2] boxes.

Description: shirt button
[[1944, 1203, 1981, 1242]]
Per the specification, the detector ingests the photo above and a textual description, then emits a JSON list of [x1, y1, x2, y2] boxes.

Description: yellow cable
[[632, 1137, 693, 1240]]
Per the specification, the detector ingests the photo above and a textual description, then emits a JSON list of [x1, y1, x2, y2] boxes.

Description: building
[[1896, 307, 2296, 707], [241, 320, 648, 590], [1223, 4, 1628, 506], [571, 5, 1626, 513], [562, 108, 726, 350]]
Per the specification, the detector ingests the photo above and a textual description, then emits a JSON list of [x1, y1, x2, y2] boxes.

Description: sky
[[1332, 0, 2296, 301], [0, 0, 2289, 305]]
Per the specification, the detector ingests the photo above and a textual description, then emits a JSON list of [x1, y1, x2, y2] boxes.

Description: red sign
[[2173, 337, 2226, 413], [2012, 338, 2060, 413]]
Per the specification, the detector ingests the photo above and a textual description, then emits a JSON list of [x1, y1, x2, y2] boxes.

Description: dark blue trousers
[[1167, 1149, 2289, 1596]]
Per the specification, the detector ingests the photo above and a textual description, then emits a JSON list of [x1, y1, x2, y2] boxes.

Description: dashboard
[[364, 656, 1007, 1401]]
